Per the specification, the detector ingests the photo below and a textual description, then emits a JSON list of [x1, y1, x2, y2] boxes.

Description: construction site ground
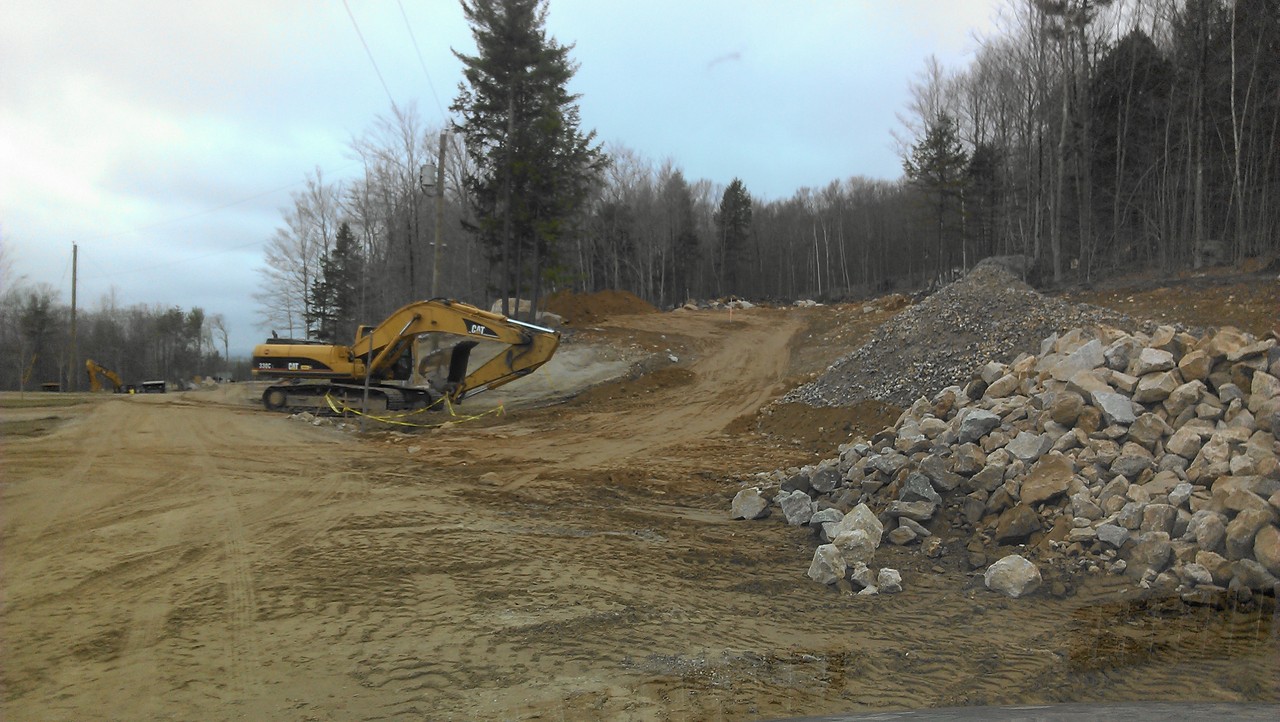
[[3, 274, 1278, 721]]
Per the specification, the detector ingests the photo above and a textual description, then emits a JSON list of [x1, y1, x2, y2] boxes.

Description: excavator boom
[[85, 359, 126, 393], [251, 299, 560, 413]]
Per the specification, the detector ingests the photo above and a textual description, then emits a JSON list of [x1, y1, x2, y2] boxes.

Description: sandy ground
[[3, 303, 1278, 721]]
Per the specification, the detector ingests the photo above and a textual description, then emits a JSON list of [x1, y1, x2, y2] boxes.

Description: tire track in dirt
[[9, 402, 205, 552], [8, 298, 1278, 720], [426, 308, 802, 473], [204, 454, 266, 712], [116, 500, 188, 720], [176, 406, 368, 713], [117, 405, 261, 716], [3, 402, 221, 717], [448, 469, 1085, 718], [8, 400, 363, 718]]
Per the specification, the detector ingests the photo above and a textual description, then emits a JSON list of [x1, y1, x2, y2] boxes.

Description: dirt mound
[[1064, 273, 1280, 338], [786, 258, 1150, 408], [746, 399, 901, 454], [545, 289, 658, 325]]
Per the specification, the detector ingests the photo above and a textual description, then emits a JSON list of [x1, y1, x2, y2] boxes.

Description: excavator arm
[[355, 300, 538, 368], [447, 317, 561, 400], [85, 359, 124, 393], [351, 299, 559, 400]]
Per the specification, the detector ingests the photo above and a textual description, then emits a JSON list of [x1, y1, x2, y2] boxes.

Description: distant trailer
[[138, 381, 167, 393], [40, 382, 61, 392]]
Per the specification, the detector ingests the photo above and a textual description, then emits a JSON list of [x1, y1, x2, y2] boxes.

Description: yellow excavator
[[251, 298, 560, 413], [85, 359, 130, 393]]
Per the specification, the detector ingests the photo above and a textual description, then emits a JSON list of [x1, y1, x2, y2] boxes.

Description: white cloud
[[2, 0, 1002, 355]]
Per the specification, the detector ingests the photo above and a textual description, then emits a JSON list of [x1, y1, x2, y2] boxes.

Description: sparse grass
[[0, 416, 67, 437], [0, 393, 94, 409]]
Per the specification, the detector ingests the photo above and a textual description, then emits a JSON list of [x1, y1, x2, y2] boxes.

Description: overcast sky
[[1, 0, 1002, 357]]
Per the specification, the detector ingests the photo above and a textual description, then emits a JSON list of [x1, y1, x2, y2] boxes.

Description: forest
[[254, 0, 1277, 345], [0, 271, 230, 392], [2, 0, 1275, 390]]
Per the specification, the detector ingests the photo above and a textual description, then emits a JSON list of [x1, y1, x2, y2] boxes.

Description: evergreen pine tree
[[903, 112, 969, 280], [304, 222, 363, 342], [714, 178, 753, 295], [451, 0, 606, 318]]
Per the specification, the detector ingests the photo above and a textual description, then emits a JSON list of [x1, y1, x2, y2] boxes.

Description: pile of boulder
[[734, 322, 1280, 601], [679, 297, 758, 311]]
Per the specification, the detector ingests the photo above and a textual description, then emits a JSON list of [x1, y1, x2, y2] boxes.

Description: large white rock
[[730, 488, 769, 520], [490, 297, 534, 315], [1133, 371, 1181, 403], [807, 544, 847, 585], [877, 567, 904, 594], [1050, 339, 1105, 382], [957, 408, 1002, 444], [849, 561, 876, 590], [1020, 451, 1075, 507], [1254, 524, 1280, 577], [1166, 426, 1204, 459], [832, 529, 877, 565], [1094, 392, 1137, 425], [1007, 432, 1053, 463], [984, 554, 1042, 598], [1163, 380, 1205, 417], [829, 502, 884, 547], [1250, 371, 1280, 413], [984, 373, 1020, 399]]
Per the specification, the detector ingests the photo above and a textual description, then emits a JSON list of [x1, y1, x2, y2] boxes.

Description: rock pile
[[737, 322, 1280, 601], [784, 257, 1148, 408], [679, 297, 757, 311], [733, 487, 903, 595]]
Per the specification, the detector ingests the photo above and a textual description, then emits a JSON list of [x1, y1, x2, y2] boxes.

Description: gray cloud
[[707, 51, 742, 70], [2, 0, 999, 356]]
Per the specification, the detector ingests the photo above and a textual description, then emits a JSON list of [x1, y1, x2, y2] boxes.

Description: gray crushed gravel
[[784, 258, 1155, 408]]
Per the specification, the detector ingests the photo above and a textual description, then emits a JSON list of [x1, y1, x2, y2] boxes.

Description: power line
[[83, 238, 265, 282], [396, 0, 448, 123], [343, 0, 398, 111], [57, 162, 361, 248]]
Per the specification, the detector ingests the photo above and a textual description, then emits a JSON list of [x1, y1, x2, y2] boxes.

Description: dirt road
[[3, 306, 1277, 721]]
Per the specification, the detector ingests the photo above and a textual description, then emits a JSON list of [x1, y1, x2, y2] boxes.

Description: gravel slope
[[785, 258, 1152, 408]]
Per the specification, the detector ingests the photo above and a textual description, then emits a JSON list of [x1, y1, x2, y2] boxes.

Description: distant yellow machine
[[85, 359, 127, 393], [250, 298, 560, 413], [84, 359, 163, 394]]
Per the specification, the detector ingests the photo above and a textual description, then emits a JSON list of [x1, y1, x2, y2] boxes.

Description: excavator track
[[260, 381, 437, 415]]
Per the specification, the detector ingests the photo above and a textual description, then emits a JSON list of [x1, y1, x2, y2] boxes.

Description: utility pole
[[431, 131, 447, 298], [69, 243, 78, 391]]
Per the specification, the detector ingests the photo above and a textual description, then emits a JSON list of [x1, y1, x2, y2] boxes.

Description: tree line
[[259, 0, 1275, 342], [16, 0, 1268, 391], [890, 0, 1280, 287], [0, 274, 231, 392]]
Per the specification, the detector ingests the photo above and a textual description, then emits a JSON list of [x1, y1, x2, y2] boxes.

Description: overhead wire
[[83, 238, 265, 282], [342, 0, 399, 111], [63, 2, 412, 258], [396, 0, 448, 123], [65, 170, 357, 248], [65, 4, 449, 287]]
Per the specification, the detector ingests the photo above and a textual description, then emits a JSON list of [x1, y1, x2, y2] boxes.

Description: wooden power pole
[[431, 131, 447, 299], [69, 242, 78, 391]]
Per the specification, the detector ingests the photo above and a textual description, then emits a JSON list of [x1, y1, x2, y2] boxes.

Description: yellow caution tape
[[323, 392, 505, 429]]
